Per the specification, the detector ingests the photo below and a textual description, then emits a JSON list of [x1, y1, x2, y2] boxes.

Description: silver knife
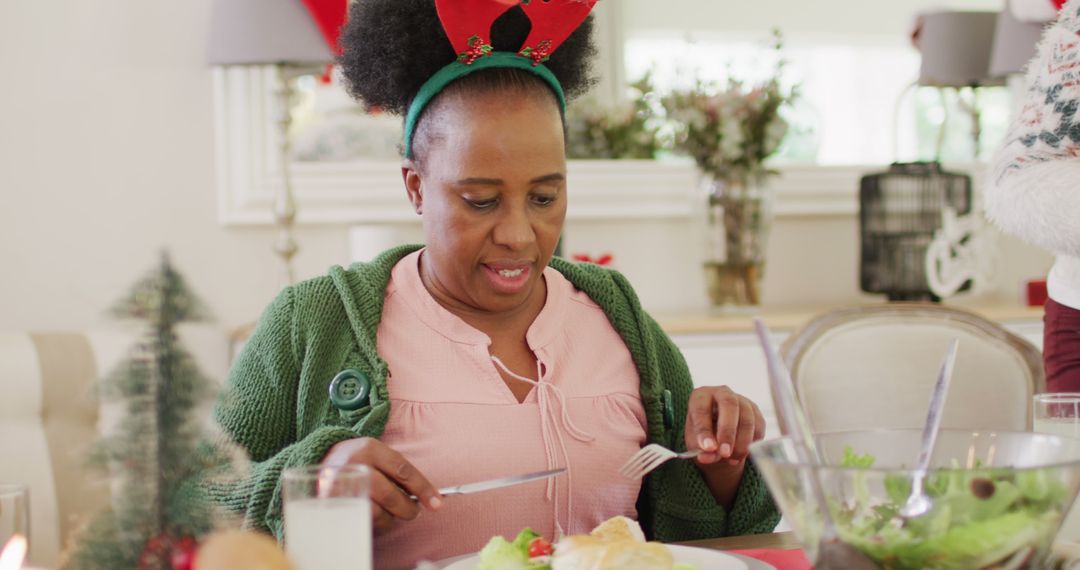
[[408, 468, 566, 500]]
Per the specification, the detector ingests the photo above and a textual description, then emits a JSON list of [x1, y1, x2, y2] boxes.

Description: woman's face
[[403, 90, 567, 317]]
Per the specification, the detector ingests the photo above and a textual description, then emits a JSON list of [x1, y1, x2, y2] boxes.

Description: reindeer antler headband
[[402, 0, 598, 158]]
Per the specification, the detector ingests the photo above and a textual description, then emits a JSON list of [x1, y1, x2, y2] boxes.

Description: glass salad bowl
[[750, 429, 1080, 570]]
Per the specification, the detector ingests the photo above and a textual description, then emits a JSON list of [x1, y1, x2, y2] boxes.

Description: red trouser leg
[[1045, 297, 1080, 392]]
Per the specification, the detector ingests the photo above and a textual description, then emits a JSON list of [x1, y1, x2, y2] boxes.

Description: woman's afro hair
[[337, 0, 596, 116]]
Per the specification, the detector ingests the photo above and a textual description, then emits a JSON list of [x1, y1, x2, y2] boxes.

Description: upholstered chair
[[780, 303, 1044, 434]]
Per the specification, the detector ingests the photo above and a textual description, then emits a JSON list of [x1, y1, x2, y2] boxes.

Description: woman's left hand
[[685, 385, 766, 469], [683, 386, 767, 508]]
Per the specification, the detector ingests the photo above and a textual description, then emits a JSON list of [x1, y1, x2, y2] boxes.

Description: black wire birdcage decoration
[[859, 162, 972, 301]]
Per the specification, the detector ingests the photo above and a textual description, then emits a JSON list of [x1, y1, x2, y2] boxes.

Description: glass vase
[[703, 177, 773, 309]]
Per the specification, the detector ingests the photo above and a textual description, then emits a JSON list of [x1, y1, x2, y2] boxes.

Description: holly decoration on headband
[[519, 39, 553, 66], [459, 35, 494, 64], [435, 0, 597, 66]]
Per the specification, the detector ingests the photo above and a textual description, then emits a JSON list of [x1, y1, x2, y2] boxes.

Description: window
[[625, 33, 1011, 166], [289, 72, 403, 162]]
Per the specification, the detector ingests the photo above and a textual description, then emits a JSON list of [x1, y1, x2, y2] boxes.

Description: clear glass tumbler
[[0, 484, 29, 556], [1034, 393, 1080, 437], [1034, 393, 1080, 540], [282, 465, 371, 570]]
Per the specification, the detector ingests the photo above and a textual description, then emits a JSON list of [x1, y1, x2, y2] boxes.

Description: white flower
[[762, 118, 789, 156]]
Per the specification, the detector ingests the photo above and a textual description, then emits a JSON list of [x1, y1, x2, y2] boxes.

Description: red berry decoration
[[171, 536, 198, 570], [137, 534, 199, 570], [458, 34, 493, 64], [519, 39, 552, 66], [138, 534, 168, 570]]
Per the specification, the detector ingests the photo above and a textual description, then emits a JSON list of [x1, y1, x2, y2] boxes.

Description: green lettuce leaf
[[476, 529, 549, 570]]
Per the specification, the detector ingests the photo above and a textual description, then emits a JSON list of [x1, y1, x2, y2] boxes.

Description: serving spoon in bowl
[[753, 319, 880, 570], [898, 338, 960, 519]]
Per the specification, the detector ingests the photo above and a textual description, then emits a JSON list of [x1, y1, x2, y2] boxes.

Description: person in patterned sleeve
[[989, 0, 1080, 391]]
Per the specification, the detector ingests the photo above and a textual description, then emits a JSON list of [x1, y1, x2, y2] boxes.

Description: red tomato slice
[[527, 537, 553, 558]]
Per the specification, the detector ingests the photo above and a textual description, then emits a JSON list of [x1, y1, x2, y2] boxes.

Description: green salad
[[476, 528, 551, 570], [827, 448, 1069, 569]]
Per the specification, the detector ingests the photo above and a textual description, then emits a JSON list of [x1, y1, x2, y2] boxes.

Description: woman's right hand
[[321, 437, 443, 531]]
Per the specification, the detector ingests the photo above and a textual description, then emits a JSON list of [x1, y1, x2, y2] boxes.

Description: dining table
[[675, 530, 799, 551], [675, 531, 809, 570]]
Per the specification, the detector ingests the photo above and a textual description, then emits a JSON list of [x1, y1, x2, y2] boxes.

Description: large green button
[[329, 369, 371, 411]]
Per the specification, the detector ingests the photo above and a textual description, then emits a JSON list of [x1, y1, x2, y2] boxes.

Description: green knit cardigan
[[212, 245, 779, 542]]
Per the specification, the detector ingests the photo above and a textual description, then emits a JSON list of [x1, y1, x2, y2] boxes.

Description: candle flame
[[0, 534, 27, 570]]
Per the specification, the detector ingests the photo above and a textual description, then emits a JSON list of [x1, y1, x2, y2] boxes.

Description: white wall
[[0, 0, 1052, 336], [0, 0, 351, 332], [562, 212, 1053, 314]]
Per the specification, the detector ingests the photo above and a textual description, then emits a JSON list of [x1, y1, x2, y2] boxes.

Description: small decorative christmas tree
[[65, 253, 235, 570]]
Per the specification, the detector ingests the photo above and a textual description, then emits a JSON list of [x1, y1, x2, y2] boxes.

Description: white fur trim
[[985, 159, 1080, 257], [1011, 0, 1060, 23]]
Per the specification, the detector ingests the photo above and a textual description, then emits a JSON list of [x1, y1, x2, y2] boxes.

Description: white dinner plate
[[439, 544, 750, 570]]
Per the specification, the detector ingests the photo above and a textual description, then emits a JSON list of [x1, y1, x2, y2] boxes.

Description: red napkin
[[729, 548, 812, 570]]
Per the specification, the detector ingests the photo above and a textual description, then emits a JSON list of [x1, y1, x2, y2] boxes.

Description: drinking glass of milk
[[1034, 393, 1080, 541], [283, 465, 372, 570], [1035, 393, 1080, 437]]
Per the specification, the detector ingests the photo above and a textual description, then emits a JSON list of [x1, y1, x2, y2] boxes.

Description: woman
[[213, 0, 779, 567], [989, 0, 1080, 391]]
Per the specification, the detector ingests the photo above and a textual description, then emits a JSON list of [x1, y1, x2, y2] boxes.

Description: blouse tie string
[[490, 355, 595, 536]]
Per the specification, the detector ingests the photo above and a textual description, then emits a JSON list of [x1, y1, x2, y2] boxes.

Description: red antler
[[435, 0, 517, 62], [299, 0, 350, 54], [519, 0, 598, 65], [434, 0, 598, 66]]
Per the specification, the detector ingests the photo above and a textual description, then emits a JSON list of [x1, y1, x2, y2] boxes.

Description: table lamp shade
[[989, 0, 1046, 76], [918, 11, 1004, 87], [208, 0, 334, 65]]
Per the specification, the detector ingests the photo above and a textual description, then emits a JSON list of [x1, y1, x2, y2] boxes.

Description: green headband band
[[402, 52, 567, 159]]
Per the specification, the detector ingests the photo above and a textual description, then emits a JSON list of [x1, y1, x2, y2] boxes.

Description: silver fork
[[618, 444, 702, 479]]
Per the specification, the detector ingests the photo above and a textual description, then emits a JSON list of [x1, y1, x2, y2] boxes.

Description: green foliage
[[841, 447, 876, 468], [475, 527, 550, 570], [566, 75, 662, 160], [110, 254, 209, 325], [64, 253, 234, 570]]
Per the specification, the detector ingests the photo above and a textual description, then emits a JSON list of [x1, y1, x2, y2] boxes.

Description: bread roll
[[597, 541, 674, 570], [195, 530, 294, 570], [551, 517, 673, 570], [589, 516, 646, 544]]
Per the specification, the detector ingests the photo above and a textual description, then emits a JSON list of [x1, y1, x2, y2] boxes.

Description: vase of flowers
[[663, 31, 795, 308], [700, 178, 771, 306]]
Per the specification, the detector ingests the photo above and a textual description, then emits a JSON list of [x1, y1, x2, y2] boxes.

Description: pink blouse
[[373, 250, 647, 569]]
